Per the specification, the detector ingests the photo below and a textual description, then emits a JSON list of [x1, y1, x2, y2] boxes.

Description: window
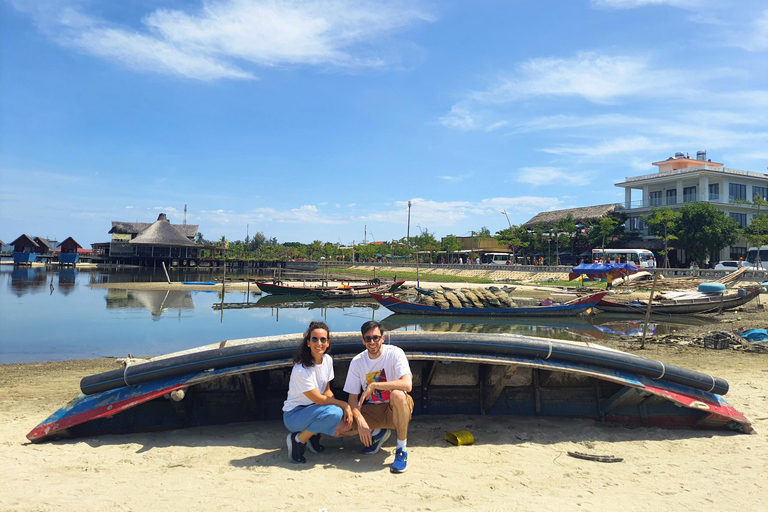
[[648, 191, 662, 206], [709, 183, 720, 201], [753, 186, 768, 202], [729, 212, 747, 227], [683, 186, 697, 203], [730, 246, 747, 259], [729, 183, 746, 202], [665, 189, 677, 205]]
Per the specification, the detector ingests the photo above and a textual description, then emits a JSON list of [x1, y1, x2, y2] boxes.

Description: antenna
[[183, 204, 187, 225]]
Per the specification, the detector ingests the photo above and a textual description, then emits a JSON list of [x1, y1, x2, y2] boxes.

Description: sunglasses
[[363, 335, 382, 343], [310, 337, 328, 344]]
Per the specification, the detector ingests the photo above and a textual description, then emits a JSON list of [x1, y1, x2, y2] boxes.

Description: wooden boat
[[254, 279, 404, 297], [27, 331, 752, 442], [597, 286, 763, 315], [370, 291, 609, 317]]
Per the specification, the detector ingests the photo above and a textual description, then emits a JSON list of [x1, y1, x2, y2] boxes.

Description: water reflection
[[106, 289, 194, 319], [9, 267, 49, 296], [380, 314, 606, 342], [250, 295, 380, 323], [378, 312, 717, 342]]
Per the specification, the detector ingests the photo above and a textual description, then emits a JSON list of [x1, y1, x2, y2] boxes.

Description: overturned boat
[[27, 332, 753, 442], [597, 285, 763, 315]]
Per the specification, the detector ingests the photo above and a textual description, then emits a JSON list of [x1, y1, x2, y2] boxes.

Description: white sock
[[397, 439, 407, 450], [370, 428, 381, 436], [295, 433, 305, 445]]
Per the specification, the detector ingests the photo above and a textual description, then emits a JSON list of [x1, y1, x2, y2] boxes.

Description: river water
[[0, 266, 712, 363]]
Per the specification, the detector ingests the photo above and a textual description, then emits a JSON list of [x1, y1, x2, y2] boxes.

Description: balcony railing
[[625, 194, 761, 210], [623, 165, 768, 183]]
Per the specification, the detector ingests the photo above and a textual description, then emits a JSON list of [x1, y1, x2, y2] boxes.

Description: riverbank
[[2, 344, 766, 511]]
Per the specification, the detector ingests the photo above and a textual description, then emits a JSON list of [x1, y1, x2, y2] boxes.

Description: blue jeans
[[283, 404, 344, 436]]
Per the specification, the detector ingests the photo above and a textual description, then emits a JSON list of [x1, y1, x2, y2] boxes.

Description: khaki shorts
[[357, 394, 414, 430]]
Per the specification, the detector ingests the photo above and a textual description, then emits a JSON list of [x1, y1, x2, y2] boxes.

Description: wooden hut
[[58, 237, 83, 265], [10, 234, 42, 264]]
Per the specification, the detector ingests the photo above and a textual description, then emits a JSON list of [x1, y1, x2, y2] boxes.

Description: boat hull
[[597, 287, 762, 315], [370, 291, 608, 317], [28, 334, 753, 442], [27, 338, 752, 442]]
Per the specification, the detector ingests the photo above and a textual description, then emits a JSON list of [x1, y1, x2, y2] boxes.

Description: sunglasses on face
[[310, 337, 328, 344], [363, 335, 382, 343]]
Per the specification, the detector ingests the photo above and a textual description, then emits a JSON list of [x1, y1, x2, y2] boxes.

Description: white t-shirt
[[343, 345, 411, 404], [282, 354, 334, 412]]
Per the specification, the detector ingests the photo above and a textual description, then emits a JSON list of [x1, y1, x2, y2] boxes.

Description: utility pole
[[407, 200, 412, 262], [501, 209, 512, 228]]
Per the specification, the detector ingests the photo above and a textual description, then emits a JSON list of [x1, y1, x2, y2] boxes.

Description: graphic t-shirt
[[282, 354, 334, 412], [343, 345, 411, 404]]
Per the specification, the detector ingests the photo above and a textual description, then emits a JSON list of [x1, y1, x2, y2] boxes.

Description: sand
[[1, 344, 767, 512]]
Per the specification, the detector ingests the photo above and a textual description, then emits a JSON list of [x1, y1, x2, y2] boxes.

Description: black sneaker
[[286, 432, 306, 464], [306, 434, 325, 454]]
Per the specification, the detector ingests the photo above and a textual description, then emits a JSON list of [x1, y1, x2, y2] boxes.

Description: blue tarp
[[571, 262, 639, 275], [739, 329, 768, 343]]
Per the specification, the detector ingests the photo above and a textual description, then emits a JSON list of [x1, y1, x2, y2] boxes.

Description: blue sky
[[1, 0, 767, 247]]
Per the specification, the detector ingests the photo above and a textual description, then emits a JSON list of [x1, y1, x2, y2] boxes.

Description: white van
[[745, 245, 768, 270]]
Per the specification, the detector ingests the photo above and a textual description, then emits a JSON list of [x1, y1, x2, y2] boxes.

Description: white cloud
[[485, 121, 508, 132], [590, 0, 705, 9], [439, 105, 476, 130], [13, 0, 434, 80], [515, 167, 595, 187], [739, 9, 768, 51], [358, 196, 564, 227], [474, 52, 682, 105]]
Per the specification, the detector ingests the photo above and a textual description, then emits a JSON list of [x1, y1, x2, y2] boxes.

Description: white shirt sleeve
[[343, 355, 363, 395]]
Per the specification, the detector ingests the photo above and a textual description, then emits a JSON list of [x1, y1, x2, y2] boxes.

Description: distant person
[[606, 272, 614, 289], [344, 320, 413, 474], [648, 256, 655, 269], [283, 321, 353, 464], [737, 257, 744, 268]]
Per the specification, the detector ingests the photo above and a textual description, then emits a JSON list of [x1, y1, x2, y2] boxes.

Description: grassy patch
[[336, 268, 493, 284]]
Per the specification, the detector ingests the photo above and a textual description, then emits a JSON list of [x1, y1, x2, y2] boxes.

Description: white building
[[616, 151, 768, 261]]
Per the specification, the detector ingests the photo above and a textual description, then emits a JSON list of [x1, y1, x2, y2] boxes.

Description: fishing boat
[[27, 331, 752, 443], [254, 279, 404, 297], [597, 286, 763, 315], [370, 291, 609, 317]]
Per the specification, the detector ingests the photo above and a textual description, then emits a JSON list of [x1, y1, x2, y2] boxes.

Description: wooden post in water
[[161, 261, 171, 284], [640, 270, 659, 350]]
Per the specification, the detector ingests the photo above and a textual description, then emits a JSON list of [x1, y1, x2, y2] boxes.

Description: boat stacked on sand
[[370, 289, 608, 317], [27, 331, 752, 442], [597, 284, 764, 315], [254, 279, 404, 298]]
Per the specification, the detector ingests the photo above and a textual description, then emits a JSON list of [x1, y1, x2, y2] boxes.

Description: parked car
[[714, 261, 752, 270]]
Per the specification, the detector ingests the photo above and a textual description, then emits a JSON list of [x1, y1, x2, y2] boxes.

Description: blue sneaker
[[391, 448, 408, 473], [362, 429, 390, 455]]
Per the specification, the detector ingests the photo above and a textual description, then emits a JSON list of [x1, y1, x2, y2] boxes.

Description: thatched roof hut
[[130, 214, 198, 247], [110, 219, 198, 240], [523, 204, 624, 228]]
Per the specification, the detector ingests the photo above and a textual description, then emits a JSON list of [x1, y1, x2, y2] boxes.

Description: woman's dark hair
[[292, 321, 331, 368]]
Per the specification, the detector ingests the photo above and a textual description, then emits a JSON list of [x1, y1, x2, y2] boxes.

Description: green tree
[[496, 225, 530, 262], [644, 207, 681, 268], [441, 235, 462, 259], [594, 217, 618, 252], [674, 202, 739, 265], [745, 194, 768, 268]]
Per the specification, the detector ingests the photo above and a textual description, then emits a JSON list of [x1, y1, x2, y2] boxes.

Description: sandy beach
[[2, 341, 767, 511]]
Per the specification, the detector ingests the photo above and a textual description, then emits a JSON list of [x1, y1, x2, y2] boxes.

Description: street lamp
[[501, 209, 512, 228]]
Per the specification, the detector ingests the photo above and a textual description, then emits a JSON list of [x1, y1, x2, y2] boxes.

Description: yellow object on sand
[[445, 429, 474, 446]]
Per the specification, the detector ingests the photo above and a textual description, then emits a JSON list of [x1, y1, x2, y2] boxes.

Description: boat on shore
[[27, 331, 752, 443], [254, 279, 404, 297], [597, 285, 763, 315], [370, 290, 609, 317]]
